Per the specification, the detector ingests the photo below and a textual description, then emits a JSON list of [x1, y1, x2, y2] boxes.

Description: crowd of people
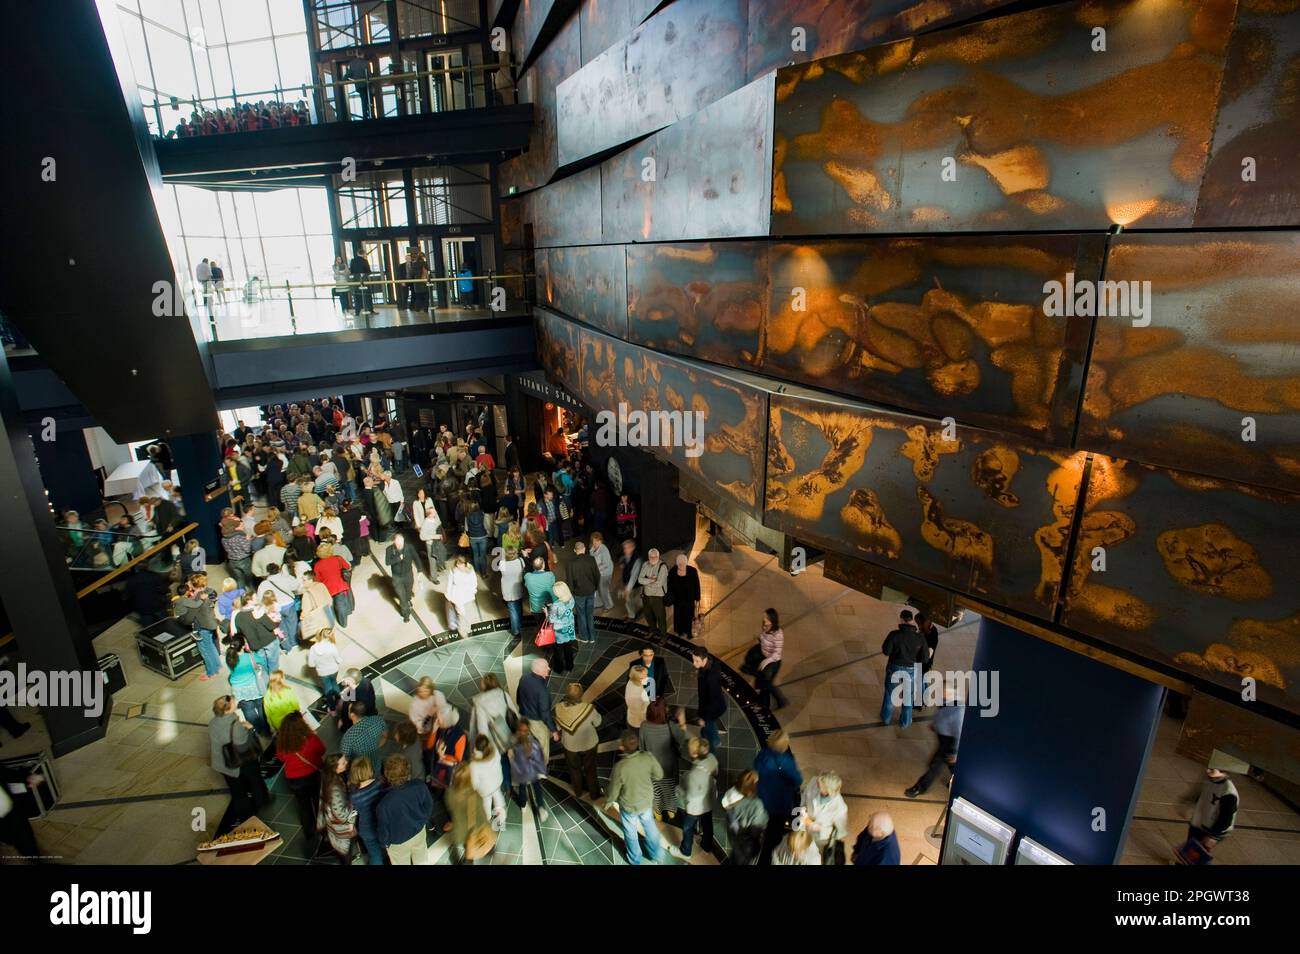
[[190, 396, 951, 864], [164, 99, 312, 138]]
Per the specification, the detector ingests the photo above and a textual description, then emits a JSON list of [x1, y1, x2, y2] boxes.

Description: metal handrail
[[147, 61, 512, 117]]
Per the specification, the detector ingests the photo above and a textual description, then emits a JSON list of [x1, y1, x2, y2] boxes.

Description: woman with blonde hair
[[469, 735, 507, 831], [772, 827, 821, 865], [317, 506, 343, 541], [408, 675, 447, 737], [445, 754, 491, 863], [625, 664, 651, 729], [306, 625, 341, 694], [549, 580, 577, 674], [262, 669, 300, 734], [802, 769, 849, 864], [348, 755, 385, 865], [672, 735, 719, 861]]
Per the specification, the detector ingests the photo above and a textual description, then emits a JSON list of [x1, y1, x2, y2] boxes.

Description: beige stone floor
[[5, 517, 1299, 865]]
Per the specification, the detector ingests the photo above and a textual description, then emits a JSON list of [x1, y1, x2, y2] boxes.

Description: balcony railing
[[189, 272, 531, 341], [146, 61, 515, 139]]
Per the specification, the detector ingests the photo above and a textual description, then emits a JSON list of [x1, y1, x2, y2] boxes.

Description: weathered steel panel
[[600, 74, 773, 243], [1195, 1, 1300, 227], [744, 0, 1017, 82], [537, 244, 629, 336], [764, 392, 1088, 620], [556, 0, 748, 167], [626, 241, 768, 367], [536, 307, 769, 516], [501, 12, 583, 195], [1079, 232, 1300, 494], [771, 0, 1234, 235], [1061, 455, 1300, 717], [531, 164, 603, 247], [764, 235, 1104, 444]]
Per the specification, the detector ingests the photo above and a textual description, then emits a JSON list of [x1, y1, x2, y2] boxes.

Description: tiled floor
[[5, 499, 1299, 865]]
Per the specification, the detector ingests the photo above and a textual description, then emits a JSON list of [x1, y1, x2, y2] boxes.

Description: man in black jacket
[[629, 644, 672, 700], [692, 646, 725, 752], [517, 657, 558, 762], [567, 540, 601, 643], [385, 533, 416, 622], [880, 610, 928, 729], [503, 435, 518, 472]]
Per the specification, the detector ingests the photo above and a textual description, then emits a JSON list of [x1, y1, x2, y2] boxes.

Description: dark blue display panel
[[948, 619, 1165, 865]]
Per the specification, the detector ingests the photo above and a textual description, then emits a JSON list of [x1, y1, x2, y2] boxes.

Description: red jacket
[[276, 733, 325, 779], [314, 555, 351, 595]]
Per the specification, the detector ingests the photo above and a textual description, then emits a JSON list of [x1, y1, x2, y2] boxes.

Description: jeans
[[359, 830, 386, 865], [505, 599, 522, 636], [278, 603, 299, 649], [880, 662, 920, 729], [237, 698, 271, 737], [513, 781, 545, 815], [254, 642, 281, 678], [195, 628, 221, 676], [320, 672, 339, 696], [332, 589, 354, 627], [680, 810, 714, 856], [227, 557, 253, 590], [700, 718, 720, 752], [619, 807, 664, 865], [448, 601, 474, 637], [596, 574, 613, 610], [470, 536, 490, 575], [573, 594, 595, 642]]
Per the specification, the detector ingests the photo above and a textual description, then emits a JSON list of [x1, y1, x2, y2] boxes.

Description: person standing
[[524, 554, 556, 613], [469, 735, 507, 832], [208, 695, 269, 836], [625, 665, 651, 729], [307, 627, 341, 696], [905, 682, 964, 797], [414, 488, 445, 583], [548, 581, 578, 674], [691, 646, 726, 752], [638, 699, 680, 819], [637, 548, 669, 639], [498, 547, 527, 638], [298, 570, 335, 643], [385, 533, 416, 623], [666, 553, 701, 639], [670, 735, 718, 862], [508, 721, 549, 822], [801, 770, 849, 864], [723, 769, 768, 866], [377, 755, 432, 864], [555, 682, 601, 800], [332, 255, 352, 314], [618, 540, 644, 620], [754, 730, 802, 865], [195, 257, 212, 313], [348, 756, 386, 865], [516, 657, 558, 764], [604, 730, 665, 865], [1178, 767, 1240, 864], [630, 643, 673, 701], [916, 611, 941, 674], [317, 754, 357, 865], [852, 812, 901, 865], [880, 609, 928, 729], [753, 608, 788, 711], [174, 582, 222, 681], [590, 532, 615, 611], [273, 711, 324, 837], [313, 542, 354, 628], [340, 702, 388, 774], [567, 540, 600, 644], [446, 556, 479, 637]]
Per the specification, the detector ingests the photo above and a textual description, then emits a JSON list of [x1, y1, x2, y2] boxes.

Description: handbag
[[465, 822, 496, 860], [222, 717, 263, 770], [458, 531, 470, 549], [823, 835, 846, 866], [535, 607, 556, 647]]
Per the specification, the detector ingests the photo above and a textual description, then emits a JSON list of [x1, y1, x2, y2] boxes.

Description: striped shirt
[[760, 626, 784, 664]]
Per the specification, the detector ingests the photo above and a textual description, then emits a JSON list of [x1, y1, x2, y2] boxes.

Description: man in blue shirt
[[853, 812, 901, 865], [905, 681, 964, 797]]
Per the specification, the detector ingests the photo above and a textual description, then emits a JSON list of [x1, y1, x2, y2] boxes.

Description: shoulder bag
[[222, 717, 263, 770]]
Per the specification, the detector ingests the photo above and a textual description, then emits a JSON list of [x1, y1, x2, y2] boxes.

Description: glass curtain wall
[[114, 0, 313, 136]]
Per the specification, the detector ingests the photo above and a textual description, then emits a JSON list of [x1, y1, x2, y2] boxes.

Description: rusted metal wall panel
[[599, 74, 774, 243], [764, 391, 1088, 620], [1061, 455, 1300, 717], [745, 0, 1016, 81], [1195, 1, 1300, 227], [1078, 232, 1300, 494], [1178, 692, 1300, 785], [578, 0, 636, 66], [556, 0, 748, 167], [771, 0, 1234, 235], [626, 241, 768, 367], [501, 12, 583, 195], [764, 235, 1104, 445], [536, 244, 628, 336], [536, 307, 769, 516], [532, 164, 603, 247]]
